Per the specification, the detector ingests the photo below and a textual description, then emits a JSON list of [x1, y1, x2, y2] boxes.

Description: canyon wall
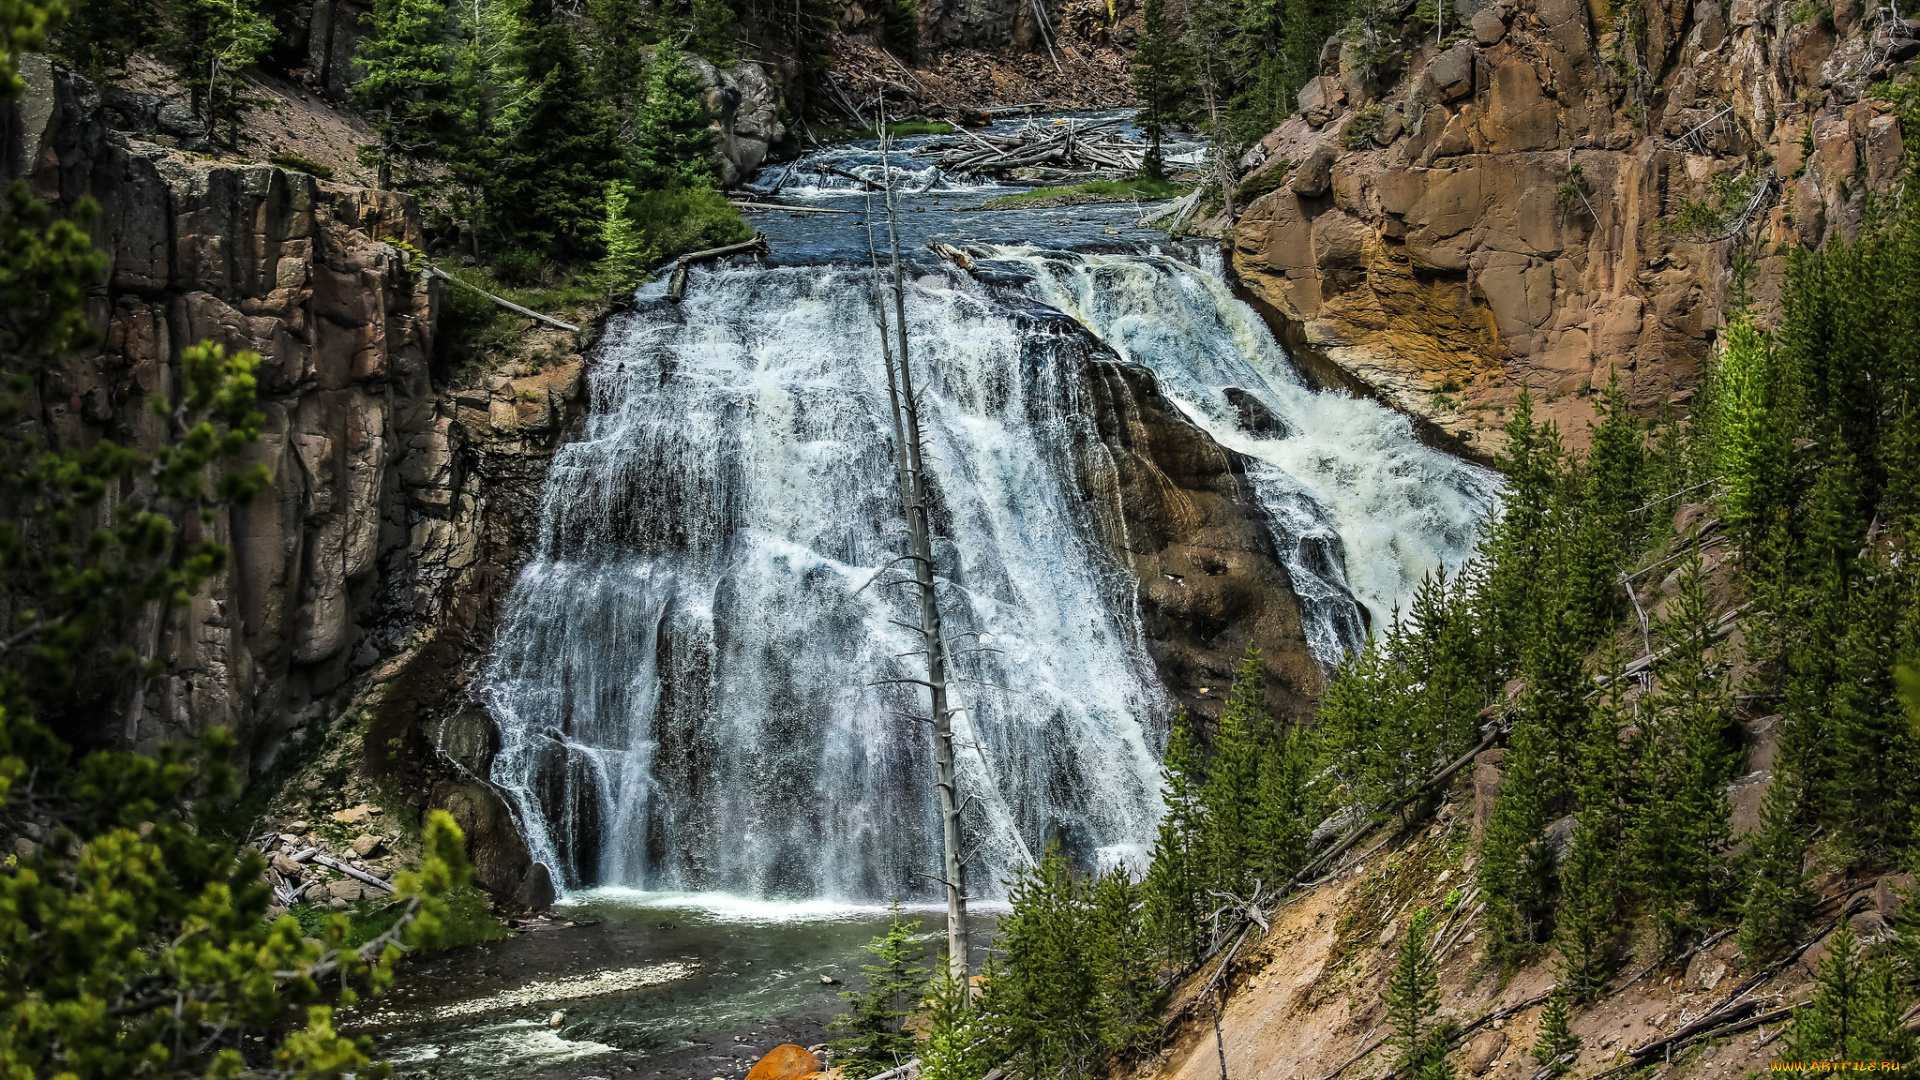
[[1224, 0, 1914, 456]]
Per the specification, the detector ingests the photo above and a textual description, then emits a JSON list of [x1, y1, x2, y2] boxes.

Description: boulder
[[744, 1044, 821, 1080], [1463, 1030, 1508, 1075], [350, 834, 384, 857], [1291, 142, 1338, 197], [331, 804, 377, 826], [682, 54, 792, 187], [1298, 76, 1348, 126], [517, 862, 557, 913], [1421, 43, 1476, 103], [325, 879, 363, 903], [1472, 8, 1507, 44]]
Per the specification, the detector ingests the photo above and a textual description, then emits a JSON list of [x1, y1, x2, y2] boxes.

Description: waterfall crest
[[482, 248, 1496, 901]]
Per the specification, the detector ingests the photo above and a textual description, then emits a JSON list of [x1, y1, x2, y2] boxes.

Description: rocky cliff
[[1222, 0, 1914, 457], [4, 58, 586, 907]]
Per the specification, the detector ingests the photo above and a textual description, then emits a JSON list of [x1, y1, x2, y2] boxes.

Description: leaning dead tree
[[864, 114, 971, 990]]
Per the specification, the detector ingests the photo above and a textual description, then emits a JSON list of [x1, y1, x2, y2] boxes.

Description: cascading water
[[481, 119, 1498, 903], [482, 246, 1496, 903]]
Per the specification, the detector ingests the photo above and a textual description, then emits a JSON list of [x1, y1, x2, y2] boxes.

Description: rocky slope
[[1221, 0, 1914, 457]]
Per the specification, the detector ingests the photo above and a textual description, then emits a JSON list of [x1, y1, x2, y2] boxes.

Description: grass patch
[[1235, 162, 1293, 205], [269, 151, 334, 180], [624, 184, 752, 263], [980, 177, 1191, 210], [850, 119, 956, 139]]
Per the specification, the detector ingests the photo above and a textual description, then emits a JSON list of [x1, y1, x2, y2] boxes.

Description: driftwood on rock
[[310, 853, 398, 894]]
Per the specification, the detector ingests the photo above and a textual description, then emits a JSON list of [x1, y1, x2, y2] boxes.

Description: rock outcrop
[[684, 55, 795, 186], [1224, 0, 1915, 456], [5, 59, 586, 908], [7, 56, 439, 760]]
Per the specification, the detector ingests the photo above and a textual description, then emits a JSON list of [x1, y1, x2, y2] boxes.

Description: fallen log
[[310, 853, 397, 894], [729, 201, 852, 214], [667, 234, 770, 301], [424, 266, 581, 333]]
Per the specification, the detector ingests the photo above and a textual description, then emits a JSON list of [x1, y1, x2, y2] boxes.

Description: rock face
[[6, 58, 438, 759], [683, 55, 794, 186], [1058, 332, 1324, 718], [1226, 0, 1915, 457], [6, 61, 585, 907]]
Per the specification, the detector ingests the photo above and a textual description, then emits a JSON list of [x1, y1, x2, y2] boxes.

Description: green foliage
[[269, 151, 337, 180], [352, 0, 456, 188], [1532, 989, 1578, 1075], [691, 0, 738, 63], [48, 0, 146, 74], [1780, 920, 1918, 1064], [162, 0, 276, 142], [1386, 908, 1452, 1080], [1131, 0, 1190, 178], [1343, 104, 1384, 149], [597, 181, 652, 293], [922, 968, 997, 1080], [633, 42, 719, 191], [831, 900, 929, 1076], [1662, 171, 1759, 239], [981, 851, 1160, 1080]]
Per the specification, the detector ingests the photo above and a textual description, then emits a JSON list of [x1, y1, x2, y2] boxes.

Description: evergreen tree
[[831, 900, 930, 1075], [1708, 315, 1796, 551], [597, 181, 652, 292], [1143, 709, 1207, 968], [1253, 715, 1323, 890], [1780, 921, 1919, 1065], [922, 966, 998, 1080], [988, 847, 1108, 1080], [163, 0, 276, 143], [1201, 650, 1273, 896], [1532, 989, 1579, 1076], [1737, 777, 1818, 961], [587, 0, 649, 105], [1386, 908, 1452, 1080], [488, 0, 624, 264], [48, 0, 148, 73], [352, 0, 457, 189], [1130, 0, 1188, 179], [1626, 552, 1736, 957], [691, 0, 739, 62], [1553, 653, 1626, 1000], [633, 42, 718, 190], [1088, 866, 1160, 1054]]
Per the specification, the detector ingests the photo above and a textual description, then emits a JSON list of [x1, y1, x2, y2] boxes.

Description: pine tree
[[488, 0, 624, 263], [1202, 650, 1273, 896], [48, 0, 148, 73], [352, 0, 457, 189], [1143, 709, 1207, 968], [1253, 717, 1323, 889], [1386, 908, 1452, 1080], [922, 966, 998, 1080], [1532, 989, 1579, 1076], [633, 42, 719, 190], [989, 847, 1106, 1080], [1737, 777, 1818, 960], [691, 0, 738, 62], [163, 0, 276, 144], [596, 181, 653, 292], [1627, 551, 1737, 957], [1554, 653, 1626, 1000], [1130, 0, 1188, 179], [830, 899, 930, 1075], [1780, 921, 1919, 1064], [1089, 865, 1159, 1053]]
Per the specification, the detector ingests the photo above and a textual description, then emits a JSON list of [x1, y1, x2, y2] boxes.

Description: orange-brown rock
[[1221, 0, 1912, 458], [744, 1044, 822, 1080]]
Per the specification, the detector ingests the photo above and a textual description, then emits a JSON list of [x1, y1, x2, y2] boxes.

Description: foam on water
[[480, 247, 1496, 903]]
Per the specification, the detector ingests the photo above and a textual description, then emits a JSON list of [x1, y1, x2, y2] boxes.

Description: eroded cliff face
[[8, 56, 439, 759], [5, 60, 592, 906], [1224, 0, 1913, 456]]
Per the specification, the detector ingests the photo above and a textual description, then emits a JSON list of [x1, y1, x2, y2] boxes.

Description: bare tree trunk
[[871, 110, 970, 992]]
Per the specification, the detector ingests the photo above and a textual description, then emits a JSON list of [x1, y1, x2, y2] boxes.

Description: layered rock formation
[[1070, 352, 1325, 718], [5, 59, 584, 906], [1224, 0, 1915, 456], [7, 56, 439, 759]]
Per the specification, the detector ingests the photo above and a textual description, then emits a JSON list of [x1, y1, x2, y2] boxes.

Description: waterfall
[[481, 248, 1497, 901]]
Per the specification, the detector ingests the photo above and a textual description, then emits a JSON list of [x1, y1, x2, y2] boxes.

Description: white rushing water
[[481, 248, 1497, 901]]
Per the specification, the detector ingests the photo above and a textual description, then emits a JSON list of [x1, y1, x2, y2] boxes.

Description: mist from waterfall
[[480, 248, 1497, 902]]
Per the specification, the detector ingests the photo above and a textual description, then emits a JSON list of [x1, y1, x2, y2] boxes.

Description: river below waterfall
[[371, 114, 1499, 1079]]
